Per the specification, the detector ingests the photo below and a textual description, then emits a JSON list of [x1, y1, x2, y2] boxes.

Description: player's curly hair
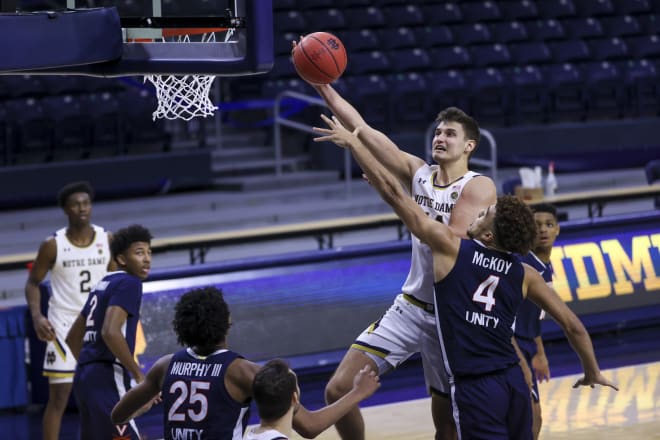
[[110, 224, 152, 262], [57, 181, 95, 208], [173, 286, 231, 355], [436, 107, 481, 160], [493, 195, 536, 255]]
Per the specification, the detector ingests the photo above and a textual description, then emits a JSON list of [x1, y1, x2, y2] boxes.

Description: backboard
[[0, 0, 273, 77]]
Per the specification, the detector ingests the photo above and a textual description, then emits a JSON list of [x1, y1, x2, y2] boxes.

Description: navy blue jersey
[[78, 271, 143, 366], [514, 252, 554, 342], [163, 348, 250, 440], [434, 240, 525, 377]]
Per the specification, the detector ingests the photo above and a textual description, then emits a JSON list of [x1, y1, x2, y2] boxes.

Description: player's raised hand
[[352, 364, 381, 399], [572, 372, 618, 391], [313, 114, 361, 149]]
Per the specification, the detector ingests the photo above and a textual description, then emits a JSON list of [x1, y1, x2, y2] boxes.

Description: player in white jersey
[[25, 181, 113, 440], [308, 75, 497, 440]]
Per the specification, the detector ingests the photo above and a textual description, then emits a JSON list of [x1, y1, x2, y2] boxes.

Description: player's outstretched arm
[[313, 115, 456, 254], [293, 365, 380, 438], [111, 355, 169, 424], [523, 266, 618, 391]]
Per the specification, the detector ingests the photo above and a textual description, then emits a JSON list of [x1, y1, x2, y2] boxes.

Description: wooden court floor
[[285, 361, 660, 440]]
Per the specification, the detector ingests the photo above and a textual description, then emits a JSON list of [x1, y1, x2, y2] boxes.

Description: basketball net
[[144, 30, 233, 121]]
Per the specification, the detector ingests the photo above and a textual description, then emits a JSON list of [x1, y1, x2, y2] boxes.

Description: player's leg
[[324, 349, 378, 440], [43, 381, 73, 440], [507, 366, 534, 440], [41, 317, 77, 440], [431, 393, 456, 440], [325, 294, 423, 440], [531, 400, 542, 439], [421, 307, 456, 440]]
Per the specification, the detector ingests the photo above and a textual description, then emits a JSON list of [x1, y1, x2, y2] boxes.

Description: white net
[[144, 32, 226, 121]]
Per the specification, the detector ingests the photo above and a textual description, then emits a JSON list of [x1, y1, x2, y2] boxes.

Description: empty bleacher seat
[[345, 75, 390, 129], [626, 35, 660, 58], [576, 0, 615, 17], [467, 67, 509, 126], [428, 46, 473, 70], [639, 14, 660, 34], [422, 3, 463, 25], [376, 27, 418, 50], [623, 59, 659, 116], [414, 26, 454, 48], [0, 75, 45, 98], [270, 55, 296, 79], [261, 78, 310, 99], [601, 15, 643, 37], [346, 51, 391, 75], [588, 37, 630, 60], [452, 23, 492, 46], [527, 19, 566, 41], [537, 0, 577, 18], [389, 48, 431, 72], [345, 6, 386, 28], [562, 17, 605, 39], [298, 0, 334, 9], [4, 97, 53, 163], [508, 41, 553, 64], [274, 32, 297, 56], [583, 61, 625, 119], [342, 29, 381, 52], [86, 92, 124, 157], [545, 62, 587, 121], [613, 0, 651, 15], [470, 44, 512, 67], [273, 0, 296, 10], [489, 21, 529, 43], [382, 4, 424, 27], [548, 39, 591, 63], [508, 65, 549, 124], [304, 8, 347, 31], [460, 1, 502, 22], [501, 0, 539, 20], [388, 72, 431, 129], [42, 94, 93, 160], [117, 89, 171, 153], [427, 70, 469, 114], [274, 10, 307, 33]]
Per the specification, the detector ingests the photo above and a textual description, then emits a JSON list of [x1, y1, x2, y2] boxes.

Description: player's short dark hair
[[173, 287, 231, 355], [494, 195, 537, 255], [531, 203, 558, 220], [57, 181, 95, 208], [435, 107, 481, 149], [110, 224, 152, 262], [252, 359, 298, 422]]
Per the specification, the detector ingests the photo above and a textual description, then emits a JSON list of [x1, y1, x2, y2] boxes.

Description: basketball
[[293, 32, 347, 85]]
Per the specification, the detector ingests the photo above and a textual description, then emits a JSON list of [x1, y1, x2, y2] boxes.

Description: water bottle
[[545, 161, 557, 197]]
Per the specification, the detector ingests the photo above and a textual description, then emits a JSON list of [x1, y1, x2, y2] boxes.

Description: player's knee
[[324, 375, 353, 404]]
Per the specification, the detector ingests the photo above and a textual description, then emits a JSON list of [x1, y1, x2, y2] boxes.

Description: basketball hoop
[[142, 29, 233, 121]]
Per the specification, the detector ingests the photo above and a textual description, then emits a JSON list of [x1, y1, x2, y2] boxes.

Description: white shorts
[[42, 308, 78, 384], [351, 293, 449, 395]]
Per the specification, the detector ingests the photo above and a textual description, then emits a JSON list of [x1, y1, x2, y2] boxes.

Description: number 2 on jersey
[[472, 275, 500, 311]]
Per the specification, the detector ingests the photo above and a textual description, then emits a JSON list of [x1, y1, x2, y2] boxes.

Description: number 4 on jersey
[[472, 275, 499, 311]]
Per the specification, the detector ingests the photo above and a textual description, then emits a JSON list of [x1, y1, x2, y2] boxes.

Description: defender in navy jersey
[[515, 203, 560, 439], [307, 69, 497, 440], [111, 287, 380, 440], [67, 224, 153, 440], [314, 116, 617, 440]]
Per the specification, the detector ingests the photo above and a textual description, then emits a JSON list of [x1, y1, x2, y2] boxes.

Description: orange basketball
[[293, 32, 347, 85]]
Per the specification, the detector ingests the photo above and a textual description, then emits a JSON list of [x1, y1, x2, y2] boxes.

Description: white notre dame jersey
[[401, 165, 482, 303], [49, 224, 111, 315], [244, 427, 288, 440]]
